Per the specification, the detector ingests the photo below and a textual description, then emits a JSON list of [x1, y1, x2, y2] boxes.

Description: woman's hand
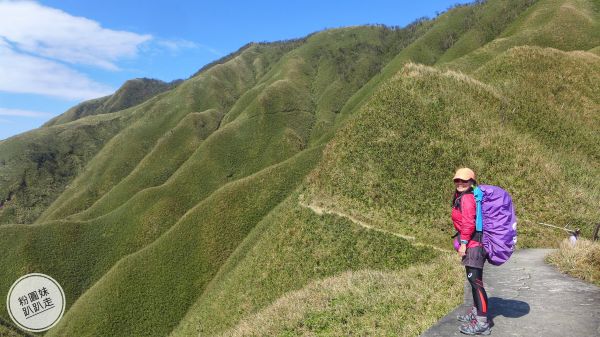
[[458, 243, 467, 257]]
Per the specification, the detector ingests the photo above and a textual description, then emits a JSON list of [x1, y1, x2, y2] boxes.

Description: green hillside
[[0, 0, 599, 336], [1, 78, 181, 225], [42, 78, 181, 127], [0, 112, 128, 224]]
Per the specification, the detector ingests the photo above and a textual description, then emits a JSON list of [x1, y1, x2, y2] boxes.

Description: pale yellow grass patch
[[219, 253, 463, 337], [399, 63, 504, 100], [547, 238, 600, 286]]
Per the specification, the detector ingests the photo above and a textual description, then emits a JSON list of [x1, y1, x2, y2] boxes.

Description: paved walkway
[[421, 249, 600, 337]]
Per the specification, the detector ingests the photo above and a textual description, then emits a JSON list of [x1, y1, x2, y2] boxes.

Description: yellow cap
[[453, 167, 476, 181]]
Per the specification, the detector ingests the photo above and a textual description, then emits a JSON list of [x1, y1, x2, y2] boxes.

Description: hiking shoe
[[459, 318, 491, 335], [457, 306, 477, 322]]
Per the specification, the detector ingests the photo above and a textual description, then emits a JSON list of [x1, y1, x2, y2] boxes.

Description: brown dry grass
[[218, 253, 463, 337], [547, 238, 600, 286]]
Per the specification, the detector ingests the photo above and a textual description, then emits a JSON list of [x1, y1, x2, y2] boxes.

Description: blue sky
[[0, 0, 470, 140]]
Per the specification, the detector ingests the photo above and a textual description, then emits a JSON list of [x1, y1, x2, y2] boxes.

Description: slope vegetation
[[0, 112, 128, 224], [42, 78, 181, 127], [0, 0, 598, 336], [0, 25, 430, 336]]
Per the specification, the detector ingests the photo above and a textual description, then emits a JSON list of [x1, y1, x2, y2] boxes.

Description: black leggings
[[466, 266, 488, 317]]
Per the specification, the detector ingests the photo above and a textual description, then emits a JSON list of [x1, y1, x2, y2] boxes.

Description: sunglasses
[[453, 179, 470, 183]]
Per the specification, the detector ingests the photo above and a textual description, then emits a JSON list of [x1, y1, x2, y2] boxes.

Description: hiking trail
[[298, 200, 451, 253], [421, 249, 600, 337], [298, 200, 600, 336]]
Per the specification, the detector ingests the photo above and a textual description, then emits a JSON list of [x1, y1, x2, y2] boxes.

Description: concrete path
[[421, 249, 600, 337]]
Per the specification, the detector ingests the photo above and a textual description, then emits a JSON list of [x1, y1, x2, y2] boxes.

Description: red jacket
[[452, 192, 481, 248]]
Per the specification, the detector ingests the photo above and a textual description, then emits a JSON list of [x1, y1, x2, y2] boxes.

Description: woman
[[451, 167, 491, 335]]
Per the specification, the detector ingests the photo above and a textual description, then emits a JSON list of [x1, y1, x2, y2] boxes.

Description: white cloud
[[0, 40, 113, 100], [0, 0, 152, 70], [153, 38, 223, 57], [0, 1, 215, 102], [0, 0, 152, 100], [0, 107, 53, 118], [155, 39, 199, 52]]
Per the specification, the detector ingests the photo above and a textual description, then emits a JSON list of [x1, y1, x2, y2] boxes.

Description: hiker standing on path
[[451, 168, 491, 335]]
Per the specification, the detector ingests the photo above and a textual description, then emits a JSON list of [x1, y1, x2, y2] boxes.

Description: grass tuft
[[547, 238, 600, 286], [219, 254, 462, 337]]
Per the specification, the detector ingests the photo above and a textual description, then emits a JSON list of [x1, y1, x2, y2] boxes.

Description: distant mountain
[[0, 0, 598, 336], [43, 78, 182, 127], [0, 78, 182, 225]]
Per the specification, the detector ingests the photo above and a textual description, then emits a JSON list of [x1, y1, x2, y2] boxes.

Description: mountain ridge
[[42, 77, 183, 127], [0, 0, 599, 336]]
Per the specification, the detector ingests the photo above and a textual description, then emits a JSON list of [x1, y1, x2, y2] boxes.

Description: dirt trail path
[[298, 200, 451, 253]]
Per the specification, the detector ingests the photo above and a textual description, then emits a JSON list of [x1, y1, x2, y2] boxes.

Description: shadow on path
[[488, 297, 530, 328], [488, 297, 530, 320], [420, 249, 600, 337]]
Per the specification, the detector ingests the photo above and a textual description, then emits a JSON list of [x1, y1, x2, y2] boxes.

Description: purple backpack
[[473, 185, 518, 266]]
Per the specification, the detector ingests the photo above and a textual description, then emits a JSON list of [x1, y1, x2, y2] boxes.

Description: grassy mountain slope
[[39, 27, 438, 336], [45, 146, 324, 337], [0, 326, 22, 337], [444, 0, 600, 72], [42, 78, 181, 127], [166, 184, 448, 336], [169, 187, 448, 337], [0, 43, 282, 227], [304, 58, 599, 252], [0, 0, 598, 336], [41, 26, 429, 337], [171, 1, 600, 335], [0, 25, 429, 336], [35, 42, 297, 223], [217, 254, 461, 337], [177, 48, 600, 336], [0, 112, 129, 224], [474, 47, 600, 162], [66, 108, 224, 221], [61, 26, 419, 223], [0, 42, 300, 325], [335, 0, 537, 128]]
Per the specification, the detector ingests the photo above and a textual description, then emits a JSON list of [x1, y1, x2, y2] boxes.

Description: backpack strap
[[472, 185, 484, 243], [473, 186, 483, 232]]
